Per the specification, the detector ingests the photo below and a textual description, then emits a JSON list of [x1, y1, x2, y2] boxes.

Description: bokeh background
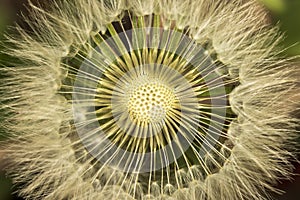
[[0, 0, 299, 199]]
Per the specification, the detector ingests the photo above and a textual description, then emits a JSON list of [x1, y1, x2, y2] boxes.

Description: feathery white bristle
[[0, 0, 299, 200]]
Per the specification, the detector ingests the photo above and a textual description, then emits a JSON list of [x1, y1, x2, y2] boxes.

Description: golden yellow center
[[128, 82, 176, 123]]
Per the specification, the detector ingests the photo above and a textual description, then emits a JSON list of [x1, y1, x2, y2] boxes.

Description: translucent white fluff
[[0, 0, 299, 200]]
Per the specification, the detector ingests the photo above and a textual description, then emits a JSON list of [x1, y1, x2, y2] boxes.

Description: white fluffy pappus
[[0, 0, 299, 200]]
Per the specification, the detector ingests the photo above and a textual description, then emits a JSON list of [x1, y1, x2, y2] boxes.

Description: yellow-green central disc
[[128, 81, 176, 123]]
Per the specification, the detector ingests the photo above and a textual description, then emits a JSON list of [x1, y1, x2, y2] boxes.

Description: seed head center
[[128, 82, 176, 123]]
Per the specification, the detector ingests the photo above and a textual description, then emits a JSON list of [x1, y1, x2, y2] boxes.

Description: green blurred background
[[0, 0, 299, 199]]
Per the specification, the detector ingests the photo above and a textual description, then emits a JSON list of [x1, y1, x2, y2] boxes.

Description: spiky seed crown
[[0, 0, 299, 200]]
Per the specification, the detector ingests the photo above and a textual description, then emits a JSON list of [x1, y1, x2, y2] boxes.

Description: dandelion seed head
[[0, 0, 299, 200]]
